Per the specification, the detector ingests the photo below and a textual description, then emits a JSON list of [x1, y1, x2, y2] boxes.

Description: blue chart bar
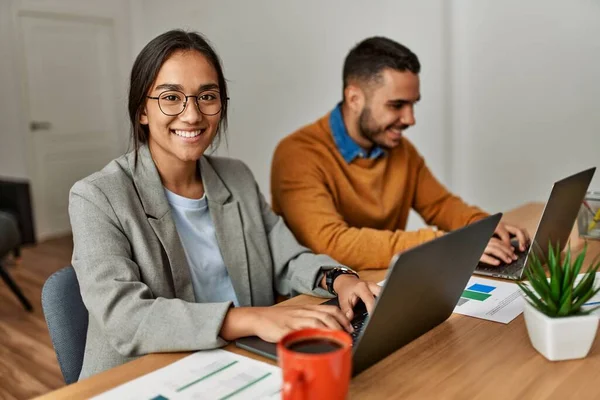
[[468, 283, 496, 294]]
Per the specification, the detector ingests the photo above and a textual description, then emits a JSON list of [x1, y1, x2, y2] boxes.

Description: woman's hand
[[333, 275, 382, 320], [220, 275, 382, 343], [252, 305, 354, 343]]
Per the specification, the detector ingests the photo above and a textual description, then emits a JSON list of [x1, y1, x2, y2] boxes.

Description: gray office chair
[[42, 266, 88, 384]]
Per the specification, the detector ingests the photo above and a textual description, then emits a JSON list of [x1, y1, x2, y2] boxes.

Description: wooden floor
[[0, 236, 73, 400]]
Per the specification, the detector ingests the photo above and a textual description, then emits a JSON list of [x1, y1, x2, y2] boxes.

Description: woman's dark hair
[[128, 29, 228, 157], [342, 36, 420, 98]]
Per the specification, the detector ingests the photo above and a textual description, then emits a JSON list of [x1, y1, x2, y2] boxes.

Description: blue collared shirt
[[329, 103, 384, 163]]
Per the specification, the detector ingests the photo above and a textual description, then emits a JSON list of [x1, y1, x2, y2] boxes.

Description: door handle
[[29, 121, 52, 131]]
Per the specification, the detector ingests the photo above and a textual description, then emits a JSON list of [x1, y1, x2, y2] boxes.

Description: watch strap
[[325, 267, 358, 295]]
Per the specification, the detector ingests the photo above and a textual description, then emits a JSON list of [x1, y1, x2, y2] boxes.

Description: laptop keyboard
[[477, 243, 529, 276], [350, 311, 369, 344], [321, 297, 369, 344]]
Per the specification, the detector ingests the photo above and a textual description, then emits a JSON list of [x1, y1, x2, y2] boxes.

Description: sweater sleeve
[[271, 138, 442, 270], [409, 143, 489, 230]]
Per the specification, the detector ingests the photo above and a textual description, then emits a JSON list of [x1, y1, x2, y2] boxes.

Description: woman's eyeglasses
[[147, 90, 228, 116]]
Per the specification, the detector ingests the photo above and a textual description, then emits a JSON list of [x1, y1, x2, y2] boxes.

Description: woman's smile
[[170, 128, 207, 143]]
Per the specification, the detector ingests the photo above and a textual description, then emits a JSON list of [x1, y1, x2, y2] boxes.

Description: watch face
[[330, 267, 348, 275]]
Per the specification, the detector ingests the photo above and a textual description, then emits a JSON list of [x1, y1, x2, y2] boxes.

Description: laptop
[[475, 167, 596, 280], [236, 213, 502, 376]]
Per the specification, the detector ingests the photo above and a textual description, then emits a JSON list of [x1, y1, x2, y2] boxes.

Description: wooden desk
[[36, 203, 600, 399]]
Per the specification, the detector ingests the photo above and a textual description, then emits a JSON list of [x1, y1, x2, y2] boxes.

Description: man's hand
[[480, 221, 530, 265]]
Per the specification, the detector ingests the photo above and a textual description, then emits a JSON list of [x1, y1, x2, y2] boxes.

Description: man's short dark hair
[[343, 36, 420, 92]]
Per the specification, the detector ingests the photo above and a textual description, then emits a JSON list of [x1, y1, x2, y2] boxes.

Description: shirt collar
[[329, 103, 384, 163]]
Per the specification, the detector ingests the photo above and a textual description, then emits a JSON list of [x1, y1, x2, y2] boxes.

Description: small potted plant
[[517, 242, 600, 361]]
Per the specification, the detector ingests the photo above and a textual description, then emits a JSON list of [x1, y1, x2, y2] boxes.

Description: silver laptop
[[475, 167, 596, 280], [236, 213, 502, 376]]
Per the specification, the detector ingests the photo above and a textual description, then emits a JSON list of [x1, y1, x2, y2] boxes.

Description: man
[[271, 36, 529, 270]]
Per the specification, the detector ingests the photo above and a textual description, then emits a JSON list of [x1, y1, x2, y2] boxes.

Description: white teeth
[[173, 129, 202, 138]]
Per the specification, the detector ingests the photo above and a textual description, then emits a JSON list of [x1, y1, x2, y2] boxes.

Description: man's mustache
[[386, 124, 410, 131]]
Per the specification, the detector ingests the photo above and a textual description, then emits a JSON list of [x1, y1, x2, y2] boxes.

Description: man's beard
[[358, 106, 409, 150]]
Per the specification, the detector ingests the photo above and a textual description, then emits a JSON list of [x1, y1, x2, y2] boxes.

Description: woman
[[69, 29, 381, 379]]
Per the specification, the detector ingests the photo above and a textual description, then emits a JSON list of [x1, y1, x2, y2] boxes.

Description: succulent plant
[[517, 242, 600, 317]]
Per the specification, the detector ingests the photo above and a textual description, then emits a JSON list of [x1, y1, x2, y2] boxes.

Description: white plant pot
[[523, 301, 599, 361]]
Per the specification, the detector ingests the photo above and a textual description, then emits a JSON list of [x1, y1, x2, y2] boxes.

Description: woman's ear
[[139, 108, 149, 125]]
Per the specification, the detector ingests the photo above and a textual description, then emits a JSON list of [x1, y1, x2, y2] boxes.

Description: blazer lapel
[[200, 156, 252, 306], [128, 145, 195, 302]]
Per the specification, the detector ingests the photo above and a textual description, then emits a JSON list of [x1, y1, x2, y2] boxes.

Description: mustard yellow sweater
[[271, 113, 489, 270]]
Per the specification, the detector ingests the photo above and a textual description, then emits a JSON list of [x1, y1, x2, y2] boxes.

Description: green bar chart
[[460, 283, 495, 303]]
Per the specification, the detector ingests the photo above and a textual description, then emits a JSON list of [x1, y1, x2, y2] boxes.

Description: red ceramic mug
[[277, 328, 352, 400]]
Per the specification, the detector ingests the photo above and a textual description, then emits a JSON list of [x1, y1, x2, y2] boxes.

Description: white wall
[[130, 0, 451, 230], [5, 0, 596, 236], [0, 1, 29, 179], [451, 0, 600, 213]]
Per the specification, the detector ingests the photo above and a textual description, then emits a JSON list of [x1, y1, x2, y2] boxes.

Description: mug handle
[[283, 369, 305, 400]]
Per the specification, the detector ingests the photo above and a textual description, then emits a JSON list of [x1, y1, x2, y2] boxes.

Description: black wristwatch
[[324, 267, 359, 296]]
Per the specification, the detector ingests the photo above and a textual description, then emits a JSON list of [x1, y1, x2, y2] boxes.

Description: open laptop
[[236, 213, 502, 376], [475, 167, 596, 280]]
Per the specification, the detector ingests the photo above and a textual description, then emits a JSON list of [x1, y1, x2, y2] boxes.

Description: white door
[[18, 12, 123, 239]]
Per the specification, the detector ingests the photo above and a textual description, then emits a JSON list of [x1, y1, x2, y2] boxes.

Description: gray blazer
[[69, 145, 342, 379]]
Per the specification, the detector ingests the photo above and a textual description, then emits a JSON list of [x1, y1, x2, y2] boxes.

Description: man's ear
[[139, 108, 149, 125], [344, 84, 365, 114]]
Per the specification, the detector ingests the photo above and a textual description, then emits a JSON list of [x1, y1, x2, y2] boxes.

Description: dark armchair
[[0, 178, 36, 311]]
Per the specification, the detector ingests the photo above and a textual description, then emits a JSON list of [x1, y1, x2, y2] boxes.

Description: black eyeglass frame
[[146, 90, 230, 116]]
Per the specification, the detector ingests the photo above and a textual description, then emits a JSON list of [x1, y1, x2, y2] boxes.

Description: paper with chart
[[452, 277, 524, 323], [91, 350, 281, 400], [378, 277, 524, 324], [443, 271, 600, 323]]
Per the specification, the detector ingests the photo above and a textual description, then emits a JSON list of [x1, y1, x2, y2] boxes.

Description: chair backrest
[[0, 211, 20, 256], [42, 266, 88, 384]]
